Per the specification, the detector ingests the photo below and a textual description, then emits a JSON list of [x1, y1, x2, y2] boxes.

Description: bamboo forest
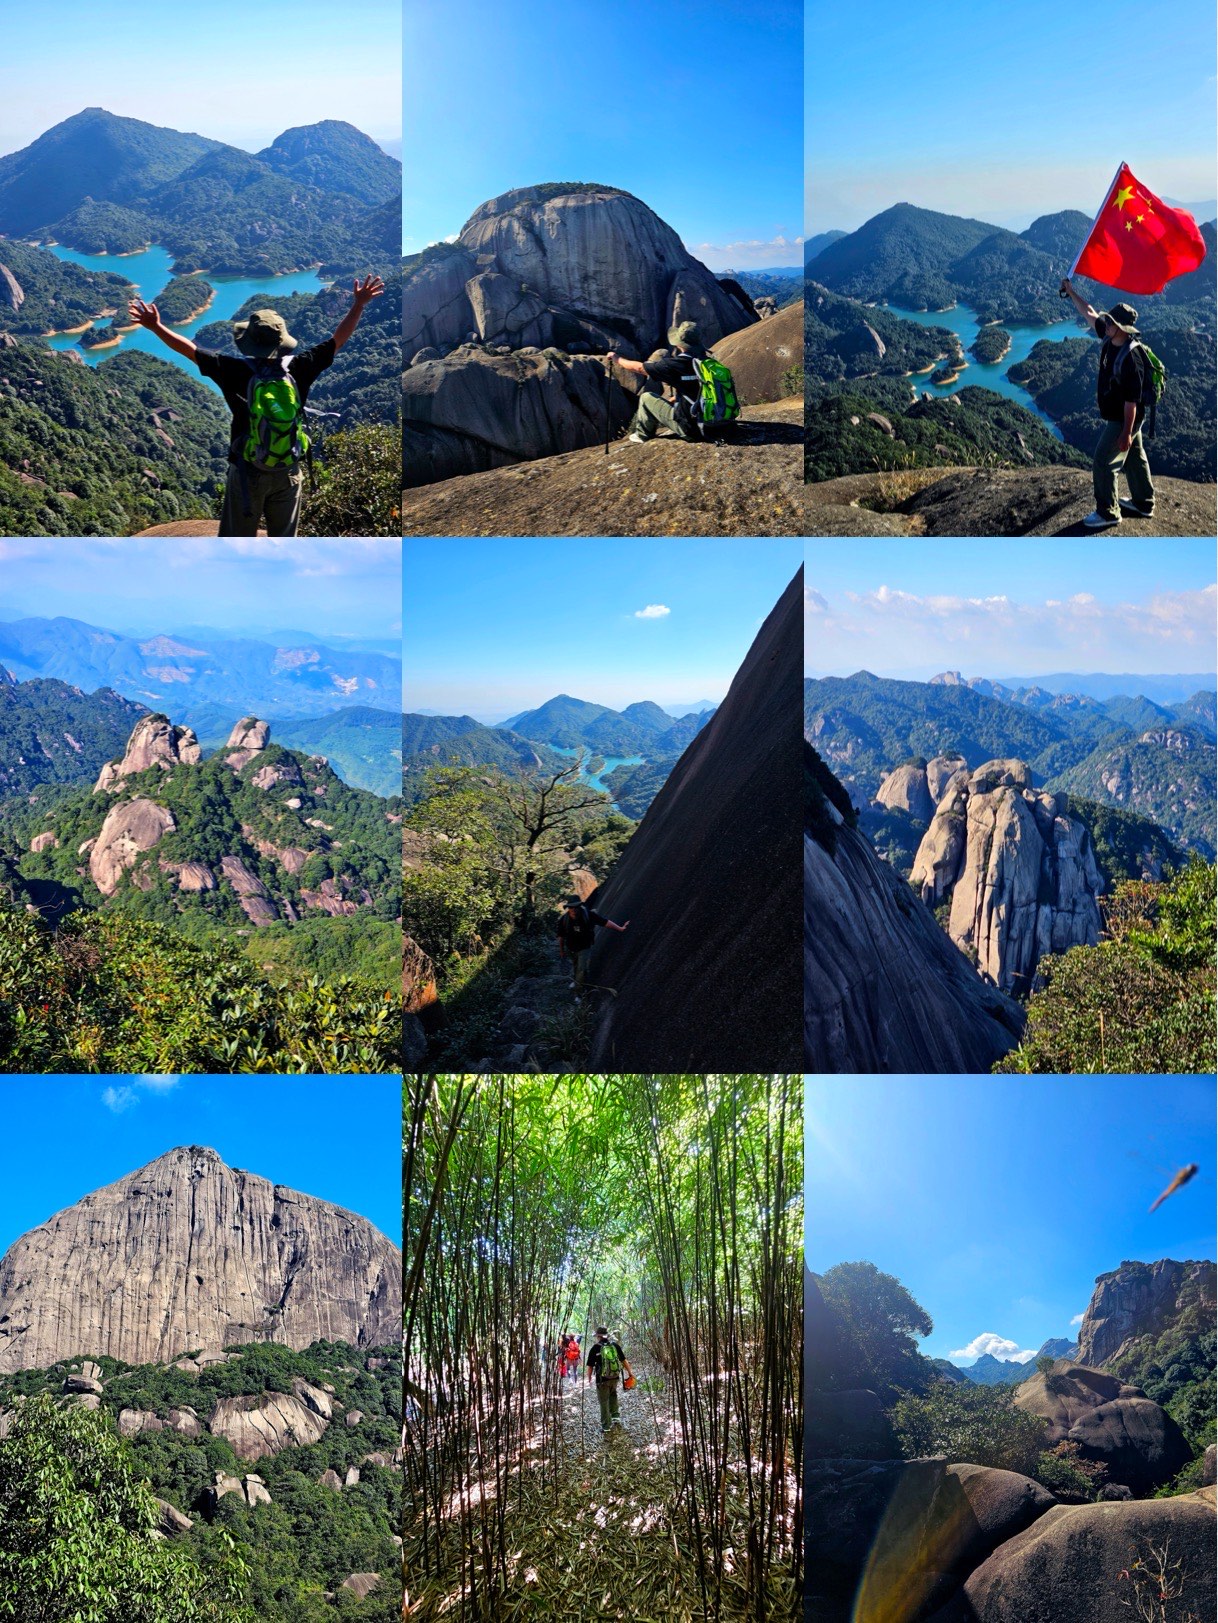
[[404, 1075, 803, 1621]]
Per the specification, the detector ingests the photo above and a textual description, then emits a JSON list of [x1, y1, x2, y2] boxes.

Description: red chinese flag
[[1072, 163, 1207, 294]]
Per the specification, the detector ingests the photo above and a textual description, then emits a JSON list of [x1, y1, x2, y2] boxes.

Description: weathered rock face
[[926, 1491, 1216, 1623], [585, 573, 802, 1069], [0, 1145, 401, 1372], [119, 1406, 202, 1438], [208, 1392, 330, 1462], [1013, 1363, 1192, 1494], [709, 300, 802, 406], [218, 855, 277, 924], [1077, 1258, 1217, 1368], [224, 716, 270, 769], [876, 762, 934, 822], [909, 759, 1103, 995], [89, 797, 175, 895], [29, 831, 59, 853], [207, 1472, 273, 1512], [94, 714, 200, 791], [0, 262, 25, 311], [805, 749, 1024, 1072], [926, 753, 968, 804]]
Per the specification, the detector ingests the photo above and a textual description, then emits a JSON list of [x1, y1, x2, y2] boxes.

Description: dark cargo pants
[[219, 463, 304, 536]]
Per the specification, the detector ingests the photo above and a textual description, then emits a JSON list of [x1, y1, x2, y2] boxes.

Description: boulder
[[710, 300, 802, 405], [345, 1409, 364, 1427], [344, 1466, 360, 1488], [0, 262, 25, 311], [224, 716, 270, 769], [320, 1467, 343, 1491], [926, 754, 968, 805], [29, 831, 58, 853], [1204, 1443, 1217, 1487], [250, 759, 301, 791], [154, 1498, 192, 1536], [94, 715, 200, 791], [89, 798, 175, 896], [62, 1372, 104, 1397], [164, 860, 215, 892], [1014, 1363, 1191, 1494], [340, 1574, 383, 1598], [290, 1377, 333, 1420], [207, 1471, 273, 1512], [909, 760, 1103, 995], [208, 1392, 329, 1462], [876, 763, 934, 823], [926, 1491, 1216, 1623]]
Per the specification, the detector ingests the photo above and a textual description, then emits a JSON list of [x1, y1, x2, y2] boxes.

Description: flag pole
[[1068, 160, 1126, 280]]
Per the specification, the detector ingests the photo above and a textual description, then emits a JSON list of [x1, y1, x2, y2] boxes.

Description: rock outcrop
[[89, 797, 175, 895], [94, 714, 200, 792], [1076, 1258, 1217, 1368], [584, 572, 802, 1069], [0, 1145, 401, 1372], [709, 300, 802, 405], [876, 763, 935, 822], [909, 760, 1103, 995], [206, 1471, 273, 1512], [208, 1391, 330, 1462], [805, 747, 1024, 1072], [1013, 1363, 1192, 1494], [0, 263, 24, 311], [224, 716, 270, 769], [404, 184, 756, 484]]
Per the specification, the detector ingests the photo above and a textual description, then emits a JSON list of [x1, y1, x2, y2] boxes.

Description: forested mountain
[[1053, 728, 1217, 858], [0, 237, 134, 338], [0, 674, 145, 795], [402, 712, 568, 801], [271, 706, 402, 798], [0, 615, 402, 722], [256, 121, 401, 205], [506, 693, 715, 756]]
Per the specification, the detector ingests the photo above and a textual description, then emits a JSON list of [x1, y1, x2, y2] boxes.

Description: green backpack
[[598, 1340, 622, 1380], [243, 360, 310, 469], [1116, 340, 1167, 438], [688, 356, 740, 432]]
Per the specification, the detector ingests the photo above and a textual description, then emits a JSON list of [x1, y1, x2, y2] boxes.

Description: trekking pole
[[604, 354, 613, 453]]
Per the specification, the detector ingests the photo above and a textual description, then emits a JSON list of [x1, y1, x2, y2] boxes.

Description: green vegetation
[[0, 238, 134, 337], [0, 1341, 401, 1621], [971, 325, 1011, 363], [255, 122, 402, 209], [0, 340, 227, 535], [1066, 795, 1186, 890], [151, 274, 216, 324], [406, 1075, 801, 1621], [1050, 730, 1217, 860], [733, 270, 802, 310], [600, 757, 675, 818], [805, 280, 956, 380], [37, 199, 154, 255], [0, 678, 145, 796], [891, 1382, 1046, 1477], [816, 1261, 933, 1398], [1104, 1270, 1216, 1475], [0, 1392, 252, 1622], [996, 857, 1217, 1074], [0, 894, 397, 1072], [297, 423, 401, 538], [402, 716, 567, 803]]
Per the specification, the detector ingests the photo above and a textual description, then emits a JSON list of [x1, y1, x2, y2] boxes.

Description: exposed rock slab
[[89, 798, 175, 895], [710, 300, 802, 405], [1076, 1258, 1217, 1368], [0, 1145, 401, 1372], [876, 763, 934, 822], [94, 714, 200, 791], [209, 1392, 329, 1462], [224, 716, 270, 769]]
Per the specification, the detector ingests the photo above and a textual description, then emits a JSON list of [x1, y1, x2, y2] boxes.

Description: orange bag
[[623, 1374, 636, 1390]]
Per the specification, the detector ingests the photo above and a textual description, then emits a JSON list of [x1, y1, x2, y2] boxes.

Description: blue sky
[[806, 0, 1216, 233], [0, 1, 401, 153], [0, 540, 402, 644], [804, 539, 1217, 681], [404, 538, 801, 717], [0, 1077, 401, 1256], [806, 1075, 1216, 1365], [405, 0, 803, 267]]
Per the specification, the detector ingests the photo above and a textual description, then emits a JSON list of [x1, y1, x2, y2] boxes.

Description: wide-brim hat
[[1099, 302, 1139, 334], [233, 308, 298, 358], [667, 320, 704, 351]]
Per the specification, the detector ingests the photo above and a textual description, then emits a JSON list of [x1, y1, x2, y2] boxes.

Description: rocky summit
[[1076, 1258, 1217, 1369], [909, 759, 1103, 996], [0, 1146, 401, 1371]]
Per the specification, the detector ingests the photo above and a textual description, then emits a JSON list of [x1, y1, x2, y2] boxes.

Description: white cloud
[[102, 1086, 137, 1114], [1070, 1313, 1085, 1326], [101, 1077, 182, 1112], [634, 604, 671, 620], [948, 1332, 1039, 1363], [139, 1076, 182, 1094]]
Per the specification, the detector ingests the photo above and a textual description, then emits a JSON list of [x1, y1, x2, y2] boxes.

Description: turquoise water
[[42, 243, 329, 390], [885, 300, 1085, 439], [552, 745, 646, 805]]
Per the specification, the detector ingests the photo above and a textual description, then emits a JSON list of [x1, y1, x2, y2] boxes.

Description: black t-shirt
[[642, 350, 704, 413], [195, 340, 337, 455], [587, 1339, 627, 1380], [555, 905, 607, 953], [1093, 323, 1145, 425]]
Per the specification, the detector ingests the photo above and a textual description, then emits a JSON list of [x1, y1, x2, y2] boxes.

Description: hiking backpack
[[685, 355, 741, 433], [1115, 340, 1167, 438], [243, 359, 311, 469], [598, 1340, 622, 1380]]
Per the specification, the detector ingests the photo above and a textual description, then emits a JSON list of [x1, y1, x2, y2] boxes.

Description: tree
[[890, 1383, 1046, 1476], [818, 1261, 934, 1395], [0, 1392, 253, 1621], [1036, 1355, 1055, 1375]]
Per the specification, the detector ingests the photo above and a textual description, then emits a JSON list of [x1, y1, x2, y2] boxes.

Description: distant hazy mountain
[[0, 616, 402, 724], [959, 1352, 1037, 1385], [402, 713, 569, 802], [254, 120, 402, 206], [508, 692, 715, 757], [994, 673, 1218, 707], [0, 673, 146, 797], [804, 230, 847, 263], [267, 706, 402, 798]]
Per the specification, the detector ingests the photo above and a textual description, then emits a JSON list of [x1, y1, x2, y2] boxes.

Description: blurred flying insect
[[1148, 1164, 1199, 1213]]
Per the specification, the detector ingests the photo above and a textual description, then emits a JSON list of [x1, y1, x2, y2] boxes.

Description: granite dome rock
[[0, 1145, 401, 1372], [909, 759, 1103, 995], [94, 712, 201, 792]]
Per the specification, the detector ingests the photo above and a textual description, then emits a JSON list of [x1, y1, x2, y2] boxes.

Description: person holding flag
[[1057, 163, 1207, 532]]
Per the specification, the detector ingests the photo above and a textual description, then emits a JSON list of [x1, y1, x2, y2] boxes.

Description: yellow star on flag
[[1113, 184, 1135, 209], [1125, 221, 1133, 232], [1136, 214, 1145, 223]]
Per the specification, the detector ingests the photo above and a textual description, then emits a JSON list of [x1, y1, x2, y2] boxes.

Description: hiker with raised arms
[[129, 275, 385, 536], [586, 1325, 634, 1434], [555, 894, 629, 1000], [1059, 279, 1158, 530], [607, 320, 739, 443]]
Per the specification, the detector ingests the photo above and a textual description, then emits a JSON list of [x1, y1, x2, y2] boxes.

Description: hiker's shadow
[[727, 418, 803, 447]]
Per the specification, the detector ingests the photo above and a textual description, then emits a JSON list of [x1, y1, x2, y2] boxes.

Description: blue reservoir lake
[[553, 745, 645, 807], [43, 243, 329, 391], [885, 300, 1084, 438]]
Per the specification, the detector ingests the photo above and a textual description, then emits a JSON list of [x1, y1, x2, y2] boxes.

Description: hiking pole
[[604, 354, 613, 453]]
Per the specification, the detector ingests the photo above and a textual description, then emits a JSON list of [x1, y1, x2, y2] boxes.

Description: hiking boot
[[1118, 497, 1155, 518], [1082, 510, 1121, 530], [628, 432, 647, 443]]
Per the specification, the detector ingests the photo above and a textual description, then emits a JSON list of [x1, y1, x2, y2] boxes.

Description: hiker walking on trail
[[129, 275, 385, 537], [607, 320, 738, 443], [564, 1333, 581, 1381], [1059, 279, 1157, 530], [587, 1326, 633, 1433], [555, 895, 629, 999]]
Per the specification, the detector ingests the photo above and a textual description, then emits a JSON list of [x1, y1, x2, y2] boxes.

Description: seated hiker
[[129, 275, 385, 537], [607, 320, 738, 442], [555, 895, 629, 998], [587, 1326, 633, 1433]]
